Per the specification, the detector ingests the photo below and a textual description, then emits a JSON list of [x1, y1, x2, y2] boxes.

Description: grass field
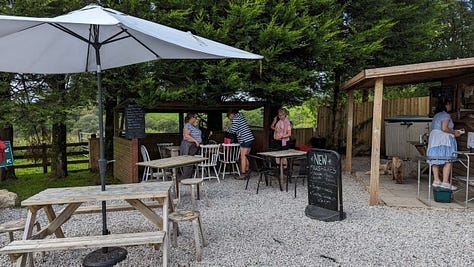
[[146, 113, 179, 120], [1, 157, 121, 202]]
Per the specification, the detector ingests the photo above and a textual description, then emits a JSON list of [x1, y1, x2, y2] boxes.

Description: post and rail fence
[[77, 130, 95, 155], [12, 142, 90, 173]]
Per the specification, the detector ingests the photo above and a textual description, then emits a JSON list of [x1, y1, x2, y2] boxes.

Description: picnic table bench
[[0, 231, 165, 263], [0, 182, 172, 267]]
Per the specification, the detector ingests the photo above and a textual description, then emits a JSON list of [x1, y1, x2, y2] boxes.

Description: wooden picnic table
[[15, 182, 173, 266], [258, 149, 307, 191]]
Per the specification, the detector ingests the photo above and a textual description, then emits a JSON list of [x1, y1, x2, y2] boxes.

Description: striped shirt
[[183, 122, 202, 143], [228, 112, 254, 144]]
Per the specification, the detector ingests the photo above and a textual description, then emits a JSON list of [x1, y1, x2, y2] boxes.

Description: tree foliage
[[2, 0, 474, 159]]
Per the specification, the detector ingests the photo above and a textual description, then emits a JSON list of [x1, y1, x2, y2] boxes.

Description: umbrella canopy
[[0, 5, 262, 264], [0, 4, 262, 74], [0, 3, 262, 183]]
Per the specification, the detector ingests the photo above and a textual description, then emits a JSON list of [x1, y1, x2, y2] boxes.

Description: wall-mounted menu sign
[[125, 104, 145, 139], [305, 149, 345, 222]]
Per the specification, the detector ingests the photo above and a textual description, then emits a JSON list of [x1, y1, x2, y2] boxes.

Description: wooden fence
[[316, 96, 430, 153], [292, 128, 316, 146], [12, 142, 89, 173]]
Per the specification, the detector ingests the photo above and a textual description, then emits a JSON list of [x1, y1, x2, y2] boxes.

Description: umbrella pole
[[97, 68, 108, 236], [83, 32, 127, 267]]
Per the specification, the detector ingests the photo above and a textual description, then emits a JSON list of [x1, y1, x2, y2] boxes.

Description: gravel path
[[1, 157, 473, 266]]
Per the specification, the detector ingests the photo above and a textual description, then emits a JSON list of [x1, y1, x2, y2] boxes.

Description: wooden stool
[[179, 178, 209, 210], [168, 210, 208, 262], [0, 219, 40, 242]]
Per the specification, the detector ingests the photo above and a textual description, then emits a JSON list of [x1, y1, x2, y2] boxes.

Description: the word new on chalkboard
[[305, 148, 345, 222], [125, 104, 146, 139]]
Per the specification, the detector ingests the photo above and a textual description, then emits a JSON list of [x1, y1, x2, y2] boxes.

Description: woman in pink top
[[271, 108, 292, 167]]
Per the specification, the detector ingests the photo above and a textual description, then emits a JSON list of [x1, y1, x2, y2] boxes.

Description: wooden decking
[[354, 170, 474, 209]]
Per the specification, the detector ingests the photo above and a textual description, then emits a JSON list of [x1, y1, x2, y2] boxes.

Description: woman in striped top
[[227, 110, 255, 179]]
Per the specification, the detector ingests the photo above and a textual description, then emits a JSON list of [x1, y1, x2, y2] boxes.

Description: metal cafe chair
[[287, 156, 308, 198], [245, 154, 278, 194]]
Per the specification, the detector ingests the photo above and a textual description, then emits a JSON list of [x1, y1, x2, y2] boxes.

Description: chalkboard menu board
[[125, 104, 145, 139], [305, 149, 345, 221]]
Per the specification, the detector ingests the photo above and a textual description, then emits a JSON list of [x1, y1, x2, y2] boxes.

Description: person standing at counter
[[427, 100, 460, 190], [180, 112, 202, 178], [226, 110, 255, 179]]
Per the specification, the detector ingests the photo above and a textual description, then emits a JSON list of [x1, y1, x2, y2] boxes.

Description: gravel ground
[[1, 157, 473, 266]]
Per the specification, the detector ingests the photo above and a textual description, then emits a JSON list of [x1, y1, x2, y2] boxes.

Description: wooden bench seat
[[57, 201, 163, 215], [0, 231, 165, 264], [0, 219, 41, 242]]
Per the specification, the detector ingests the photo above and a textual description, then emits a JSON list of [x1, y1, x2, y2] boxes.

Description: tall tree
[[0, 73, 16, 181], [43, 75, 70, 178], [127, 0, 345, 125], [1, 0, 97, 178], [323, 0, 447, 150], [435, 0, 474, 59]]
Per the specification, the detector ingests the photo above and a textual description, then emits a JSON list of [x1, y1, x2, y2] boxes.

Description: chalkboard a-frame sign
[[305, 148, 346, 222], [125, 104, 146, 139]]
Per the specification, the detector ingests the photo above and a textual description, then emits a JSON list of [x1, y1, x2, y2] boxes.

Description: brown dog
[[364, 161, 392, 175], [391, 156, 404, 184]]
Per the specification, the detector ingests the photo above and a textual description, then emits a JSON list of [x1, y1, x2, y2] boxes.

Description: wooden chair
[[194, 144, 221, 183], [140, 145, 169, 182], [218, 143, 240, 179], [156, 142, 174, 158]]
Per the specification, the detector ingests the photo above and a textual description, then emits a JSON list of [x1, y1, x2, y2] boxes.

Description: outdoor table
[[137, 155, 207, 199], [20, 182, 172, 266], [258, 149, 307, 191], [452, 151, 474, 207]]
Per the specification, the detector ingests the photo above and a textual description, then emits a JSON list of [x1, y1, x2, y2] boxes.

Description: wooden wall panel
[[113, 137, 138, 183], [317, 96, 430, 153], [113, 128, 316, 183]]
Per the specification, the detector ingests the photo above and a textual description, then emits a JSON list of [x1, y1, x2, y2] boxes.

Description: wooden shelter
[[111, 101, 272, 183], [341, 57, 474, 205]]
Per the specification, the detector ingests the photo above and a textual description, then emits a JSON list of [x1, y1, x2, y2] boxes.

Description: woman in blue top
[[227, 110, 255, 179], [180, 112, 202, 178], [427, 100, 461, 190]]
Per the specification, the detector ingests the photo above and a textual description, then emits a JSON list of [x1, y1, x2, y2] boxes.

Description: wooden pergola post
[[345, 90, 354, 174], [369, 78, 384, 205]]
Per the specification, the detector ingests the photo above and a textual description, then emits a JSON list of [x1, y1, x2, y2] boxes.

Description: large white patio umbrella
[[0, 4, 262, 265]]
